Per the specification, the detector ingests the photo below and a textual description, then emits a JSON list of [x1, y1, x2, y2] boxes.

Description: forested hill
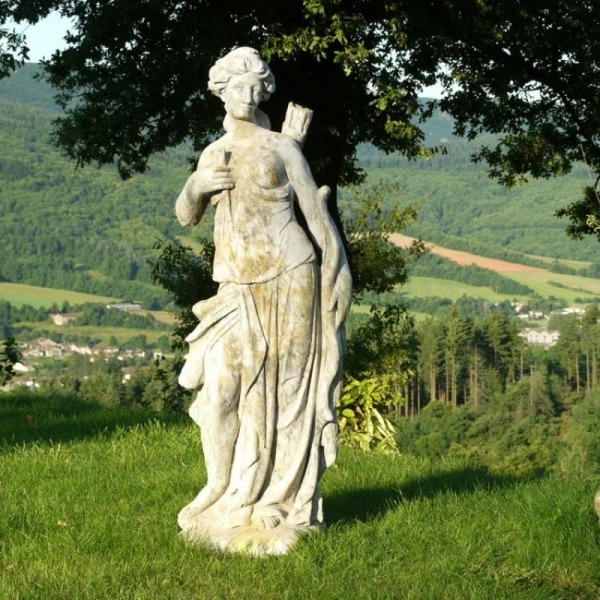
[[0, 64, 208, 309], [0, 63, 60, 112], [0, 64, 598, 311], [356, 137, 600, 265]]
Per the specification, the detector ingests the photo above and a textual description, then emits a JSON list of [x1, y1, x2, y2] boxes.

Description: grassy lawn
[[1, 392, 599, 599]]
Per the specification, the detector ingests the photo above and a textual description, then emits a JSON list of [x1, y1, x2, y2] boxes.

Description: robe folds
[[179, 258, 340, 529]]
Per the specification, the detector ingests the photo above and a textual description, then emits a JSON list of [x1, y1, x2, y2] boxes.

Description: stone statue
[[174, 47, 352, 555]]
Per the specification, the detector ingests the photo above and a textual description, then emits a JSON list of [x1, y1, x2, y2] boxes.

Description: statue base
[[179, 520, 320, 556]]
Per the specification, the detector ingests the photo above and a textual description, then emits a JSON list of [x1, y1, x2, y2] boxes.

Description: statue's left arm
[[281, 139, 352, 328]]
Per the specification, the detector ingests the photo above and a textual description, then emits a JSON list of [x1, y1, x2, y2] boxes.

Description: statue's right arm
[[175, 170, 211, 227], [175, 146, 234, 227]]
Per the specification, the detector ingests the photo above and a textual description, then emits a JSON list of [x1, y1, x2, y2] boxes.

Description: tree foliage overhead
[[2, 0, 600, 238], [421, 1, 600, 239], [0, 0, 440, 190]]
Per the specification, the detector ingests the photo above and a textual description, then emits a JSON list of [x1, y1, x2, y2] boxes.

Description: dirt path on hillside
[[389, 233, 547, 274]]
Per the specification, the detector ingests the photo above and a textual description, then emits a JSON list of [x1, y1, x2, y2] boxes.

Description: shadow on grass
[[326, 465, 526, 525], [0, 389, 187, 451]]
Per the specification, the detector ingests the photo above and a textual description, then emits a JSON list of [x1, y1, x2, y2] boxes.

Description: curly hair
[[208, 47, 276, 101]]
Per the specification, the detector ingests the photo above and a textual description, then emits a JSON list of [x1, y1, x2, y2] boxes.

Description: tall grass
[[1, 392, 599, 599]]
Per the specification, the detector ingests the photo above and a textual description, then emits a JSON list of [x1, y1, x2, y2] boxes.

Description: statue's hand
[[328, 264, 352, 329], [189, 166, 234, 198]]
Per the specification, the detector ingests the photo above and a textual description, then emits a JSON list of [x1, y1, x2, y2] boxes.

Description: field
[[14, 321, 170, 346], [4, 234, 600, 345], [401, 277, 524, 304], [1, 282, 176, 345], [0, 282, 117, 308], [1, 391, 599, 600], [524, 254, 592, 270], [392, 234, 600, 304], [391, 234, 548, 274]]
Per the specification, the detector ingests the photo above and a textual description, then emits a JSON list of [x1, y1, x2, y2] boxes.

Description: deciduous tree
[[2, 1, 600, 240], [1, 0, 439, 208], [0, 336, 21, 386]]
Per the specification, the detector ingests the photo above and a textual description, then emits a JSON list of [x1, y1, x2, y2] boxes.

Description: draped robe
[[177, 139, 343, 539]]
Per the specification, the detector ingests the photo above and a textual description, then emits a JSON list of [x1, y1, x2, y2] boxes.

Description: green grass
[[403, 272, 600, 306], [507, 272, 600, 302], [402, 276, 525, 303], [15, 321, 170, 345], [1, 392, 599, 599], [0, 282, 116, 308]]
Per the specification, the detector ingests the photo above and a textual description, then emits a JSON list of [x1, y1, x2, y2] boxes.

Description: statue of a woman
[[175, 47, 351, 554]]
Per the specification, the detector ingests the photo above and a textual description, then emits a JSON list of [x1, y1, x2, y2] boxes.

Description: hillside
[[0, 64, 211, 309], [391, 233, 547, 273], [356, 143, 599, 264], [0, 63, 599, 313], [0, 63, 61, 112], [391, 233, 600, 309]]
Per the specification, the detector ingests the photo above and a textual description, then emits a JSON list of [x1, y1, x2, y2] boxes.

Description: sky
[[16, 12, 71, 62]]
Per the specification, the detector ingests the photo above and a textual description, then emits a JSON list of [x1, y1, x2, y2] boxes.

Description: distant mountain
[[355, 136, 599, 265], [0, 63, 61, 113], [0, 64, 597, 313], [0, 64, 203, 309]]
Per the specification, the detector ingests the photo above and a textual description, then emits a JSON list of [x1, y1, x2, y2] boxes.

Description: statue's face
[[222, 72, 263, 122]]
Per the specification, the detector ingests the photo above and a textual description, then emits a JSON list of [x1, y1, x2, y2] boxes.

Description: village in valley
[[514, 302, 587, 348], [3, 302, 171, 391], [2, 296, 591, 392]]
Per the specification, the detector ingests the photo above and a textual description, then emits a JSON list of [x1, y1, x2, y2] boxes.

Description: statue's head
[[208, 47, 276, 103]]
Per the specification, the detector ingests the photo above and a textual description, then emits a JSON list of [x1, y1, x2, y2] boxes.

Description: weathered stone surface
[[174, 47, 351, 555]]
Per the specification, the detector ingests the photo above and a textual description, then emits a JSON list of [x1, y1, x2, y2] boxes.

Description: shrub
[[337, 374, 403, 454]]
